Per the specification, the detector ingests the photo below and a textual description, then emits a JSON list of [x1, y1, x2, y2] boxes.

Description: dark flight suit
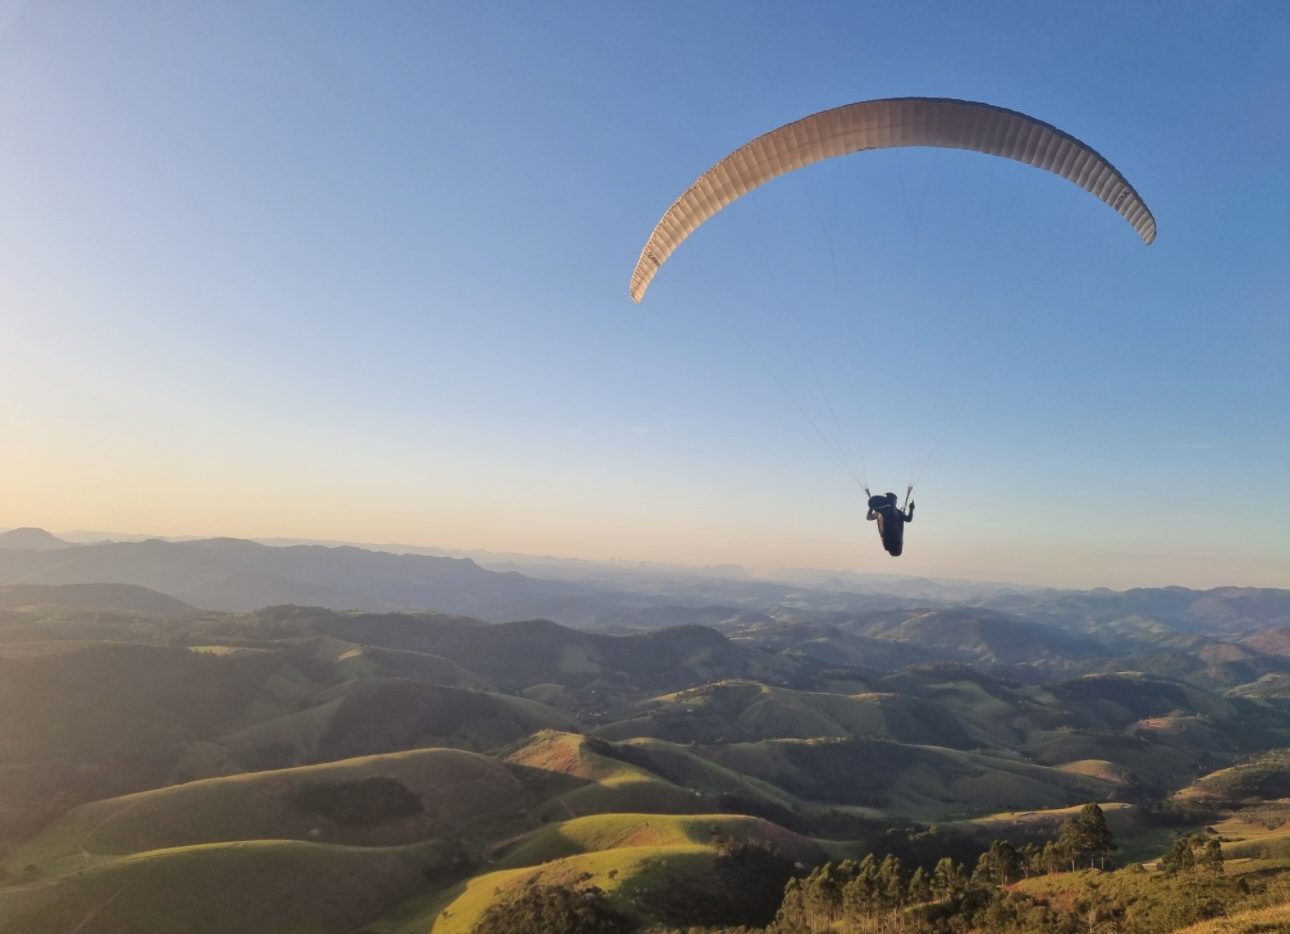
[[867, 497, 914, 557]]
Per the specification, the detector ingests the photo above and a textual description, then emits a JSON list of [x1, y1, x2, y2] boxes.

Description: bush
[[650, 842, 797, 928], [472, 882, 632, 934]]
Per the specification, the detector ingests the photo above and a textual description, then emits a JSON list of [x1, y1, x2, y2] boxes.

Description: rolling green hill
[[489, 811, 821, 869], [861, 607, 1111, 666], [400, 829, 798, 933], [0, 838, 449, 934], [222, 678, 576, 770], [414, 844, 717, 933], [5, 746, 575, 879], [0, 582, 197, 618], [1175, 748, 1290, 807], [1175, 902, 1290, 933], [0, 642, 327, 841], [593, 679, 978, 748], [696, 735, 1116, 818], [231, 607, 822, 695], [502, 732, 712, 821], [5, 589, 1290, 932]]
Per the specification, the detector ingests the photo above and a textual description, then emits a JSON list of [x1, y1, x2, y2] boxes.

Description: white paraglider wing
[[630, 97, 1155, 302]]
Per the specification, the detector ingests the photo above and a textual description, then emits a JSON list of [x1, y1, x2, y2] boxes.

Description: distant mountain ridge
[[0, 527, 68, 550], [0, 528, 1285, 637], [980, 586, 1290, 639], [0, 534, 585, 617], [0, 583, 197, 618], [244, 606, 821, 694]]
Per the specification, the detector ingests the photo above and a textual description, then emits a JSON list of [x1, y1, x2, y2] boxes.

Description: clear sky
[[1, 1, 1286, 589]]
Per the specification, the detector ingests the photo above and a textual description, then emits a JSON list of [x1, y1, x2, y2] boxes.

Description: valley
[[0, 540, 1289, 931]]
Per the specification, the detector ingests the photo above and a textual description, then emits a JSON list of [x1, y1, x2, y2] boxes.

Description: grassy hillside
[[699, 736, 1115, 818], [1023, 727, 1214, 791], [0, 583, 197, 618], [232, 607, 819, 695], [316, 680, 575, 758], [489, 811, 821, 869], [1030, 672, 1239, 727], [312, 638, 491, 689], [1175, 748, 1290, 806], [956, 800, 1185, 862], [980, 586, 1290, 639], [592, 737, 807, 813], [853, 607, 1111, 669], [202, 681, 575, 774], [1013, 860, 1290, 933], [6, 747, 576, 878], [0, 644, 286, 763], [593, 679, 978, 749], [1174, 901, 1290, 932], [1098, 641, 1290, 691], [0, 838, 448, 934], [402, 833, 796, 934], [503, 732, 710, 821], [0, 642, 328, 840], [6, 592, 1290, 932], [219, 678, 577, 770], [414, 844, 716, 933]]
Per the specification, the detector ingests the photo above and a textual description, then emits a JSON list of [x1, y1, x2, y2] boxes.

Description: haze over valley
[[3, 527, 1290, 931]]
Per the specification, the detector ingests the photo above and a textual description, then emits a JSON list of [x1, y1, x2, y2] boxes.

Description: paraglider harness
[[866, 486, 914, 557]]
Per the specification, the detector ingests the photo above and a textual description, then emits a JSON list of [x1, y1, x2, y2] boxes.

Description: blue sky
[[1, 1, 1286, 588]]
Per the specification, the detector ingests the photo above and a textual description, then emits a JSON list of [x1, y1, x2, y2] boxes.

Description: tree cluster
[[1053, 803, 1117, 870], [771, 805, 1119, 933], [771, 848, 1081, 933], [649, 842, 797, 929], [1160, 833, 1224, 877], [776, 852, 936, 930], [471, 880, 632, 934]]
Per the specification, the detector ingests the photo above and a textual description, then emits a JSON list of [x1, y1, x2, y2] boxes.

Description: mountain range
[[1, 529, 1286, 643], [1, 532, 1290, 932]]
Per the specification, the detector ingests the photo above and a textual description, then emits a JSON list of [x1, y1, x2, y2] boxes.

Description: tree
[[877, 854, 907, 911], [1019, 841, 1042, 879], [1199, 837, 1225, 877], [1162, 834, 1224, 878], [803, 862, 844, 927], [907, 866, 931, 904], [1161, 835, 1198, 875], [931, 857, 966, 900], [973, 840, 1024, 886], [841, 859, 875, 920], [1040, 840, 1064, 875], [1058, 803, 1117, 870]]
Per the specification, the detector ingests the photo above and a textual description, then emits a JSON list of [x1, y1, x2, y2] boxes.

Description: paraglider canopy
[[630, 97, 1155, 303]]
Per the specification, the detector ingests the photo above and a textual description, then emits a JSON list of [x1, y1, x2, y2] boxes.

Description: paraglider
[[867, 490, 915, 558], [630, 97, 1155, 303], [629, 97, 1155, 558]]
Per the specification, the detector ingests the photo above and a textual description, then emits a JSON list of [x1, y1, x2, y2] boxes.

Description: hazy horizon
[[3, 521, 1283, 594], [2, 4, 1285, 592]]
